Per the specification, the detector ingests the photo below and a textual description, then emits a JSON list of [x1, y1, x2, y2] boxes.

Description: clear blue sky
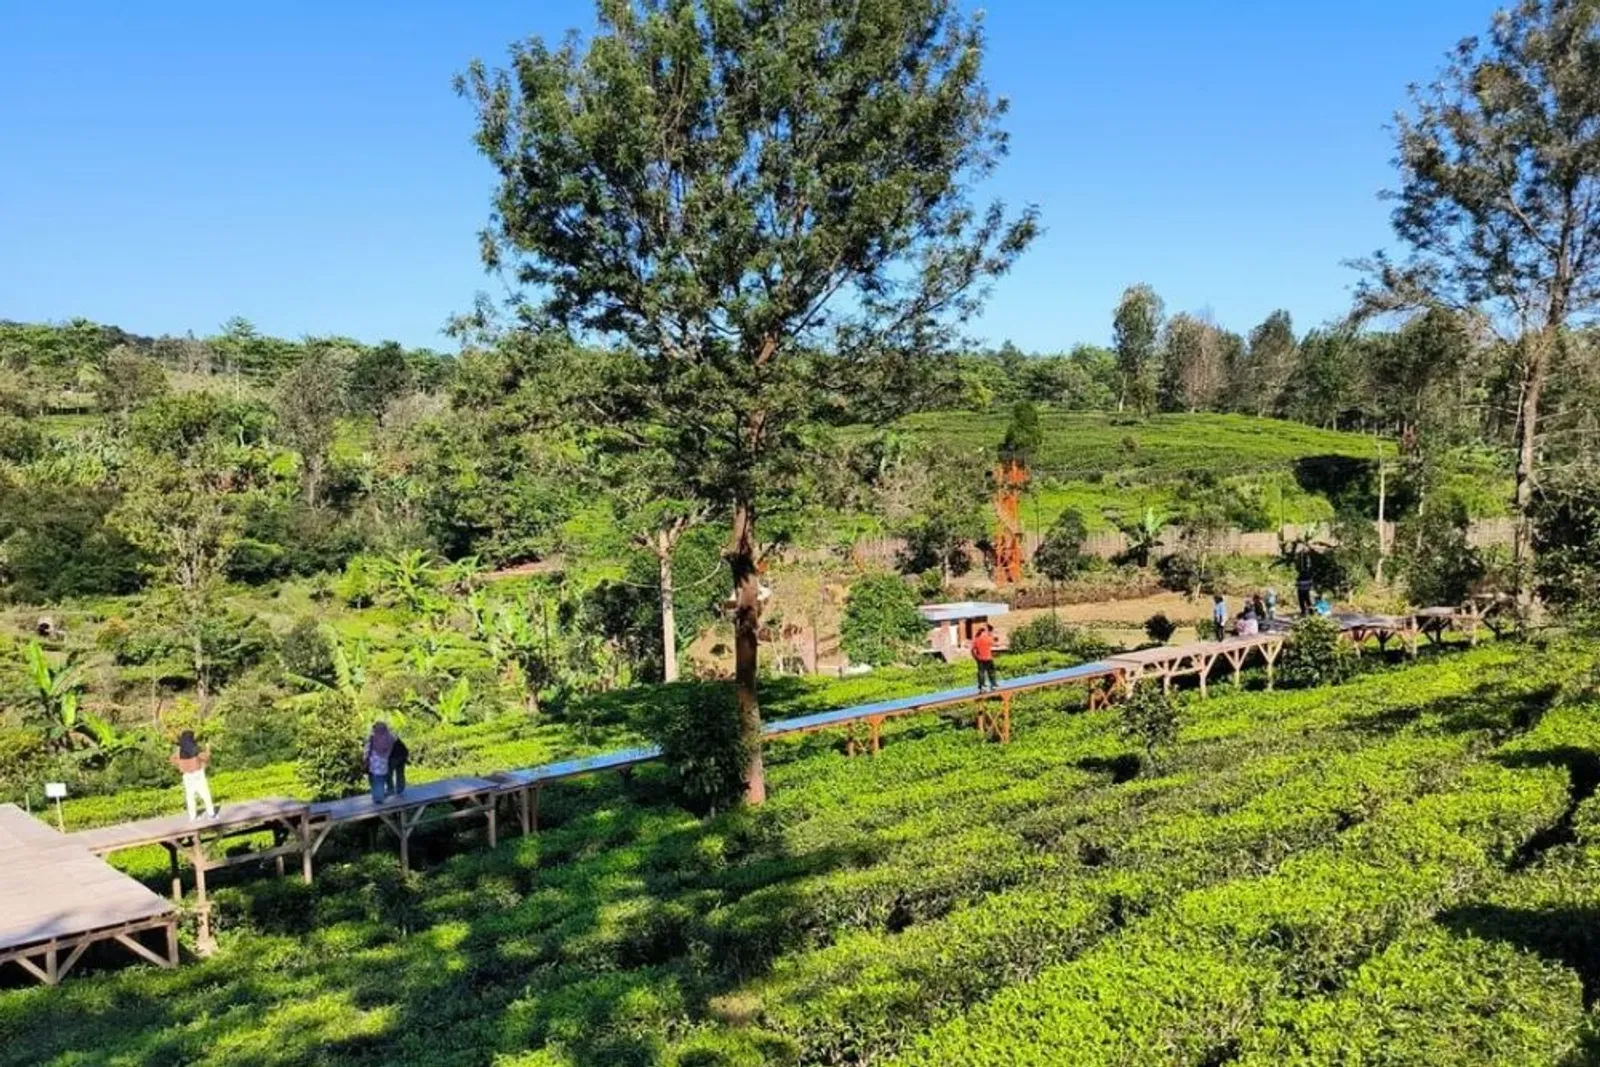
[[0, 1, 1499, 353]]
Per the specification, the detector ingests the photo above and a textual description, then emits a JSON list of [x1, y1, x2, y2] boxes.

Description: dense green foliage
[[839, 575, 926, 667], [1279, 615, 1359, 689], [6, 641, 1600, 1066]]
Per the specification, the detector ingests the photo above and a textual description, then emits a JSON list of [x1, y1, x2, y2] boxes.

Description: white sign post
[[44, 782, 67, 831]]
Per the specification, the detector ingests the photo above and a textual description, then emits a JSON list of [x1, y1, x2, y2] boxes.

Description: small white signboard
[[44, 782, 67, 799]]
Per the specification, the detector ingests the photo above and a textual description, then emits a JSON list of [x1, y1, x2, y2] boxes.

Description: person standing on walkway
[[170, 730, 216, 821], [972, 623, 999, 693], [1211, 595, 1227, 641], [363, 722, 396, 803], [1296, 573, 1315, 616], [387, 731, 409, 798], [1264, 587, 1278, 621]]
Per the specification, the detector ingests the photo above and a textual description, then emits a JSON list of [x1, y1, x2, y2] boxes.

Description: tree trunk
[[303, 453, 323, 507], [1512, 330, 1552, 600], [1374, 437, 1387, 586], [657, 528, 679, 683], [729, 499, 766, 804]]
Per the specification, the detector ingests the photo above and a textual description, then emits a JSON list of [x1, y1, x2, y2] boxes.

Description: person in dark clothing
[[388, 734, 409, 797], [972, 624, 999, 693], [1296, 574, 1315, 616]]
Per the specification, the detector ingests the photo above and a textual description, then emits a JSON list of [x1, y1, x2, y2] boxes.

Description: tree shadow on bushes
[[1437, 904, 1600, 1009]]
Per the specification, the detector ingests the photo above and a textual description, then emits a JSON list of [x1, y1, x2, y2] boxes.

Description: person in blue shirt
[[1211, 594, 1227, 641], [1314, 596, 1333, 617], [1264, 588, 1278, 621]]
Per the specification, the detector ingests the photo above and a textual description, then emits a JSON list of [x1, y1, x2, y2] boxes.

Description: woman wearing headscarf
[[169, 730, 216, 821], [363, 721, 396, 803]]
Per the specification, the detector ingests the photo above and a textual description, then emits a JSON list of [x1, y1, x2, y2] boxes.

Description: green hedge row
[[887, 760, 1567, 1067]]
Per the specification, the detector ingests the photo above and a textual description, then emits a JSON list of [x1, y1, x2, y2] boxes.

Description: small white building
[[918, 601, 1010, 660]]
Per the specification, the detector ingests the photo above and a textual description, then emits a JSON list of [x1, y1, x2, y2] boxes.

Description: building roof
[[918, 601, 1011, 623]]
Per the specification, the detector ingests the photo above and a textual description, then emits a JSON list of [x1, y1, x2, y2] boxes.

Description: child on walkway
[[1211, 595, 1227, 641], [170, 730, 216, 821], [388, 732, 409, 798]]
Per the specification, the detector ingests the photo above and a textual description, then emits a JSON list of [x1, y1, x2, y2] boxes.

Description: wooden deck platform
[[0, 804, 177, 986], [307, 776, 503, 872]]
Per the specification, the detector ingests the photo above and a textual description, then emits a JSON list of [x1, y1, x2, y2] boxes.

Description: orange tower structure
[[992, 457, 1029, 585]]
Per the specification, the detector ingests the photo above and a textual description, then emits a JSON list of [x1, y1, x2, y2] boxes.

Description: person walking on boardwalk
[[170, 730, 216, 821], [1264, 587, 1278, 621], [1211, 594, 1227, 641], [363, 722, 396, 803], [1296, 573, 1315, 616], [972, 623, 999, 693], [388, 731, 409, 798]]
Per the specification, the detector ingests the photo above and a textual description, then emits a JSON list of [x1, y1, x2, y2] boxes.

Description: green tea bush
[[650, 685, 755, 815], [1236, 927, 1586, 1065], [1279, 614, 1357, 689], [293, 692, 364, 800], [1119, 681, 1178, 768]]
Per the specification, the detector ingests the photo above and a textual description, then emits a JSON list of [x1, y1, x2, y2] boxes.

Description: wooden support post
[[868, 716, 883, 755], [167, 920, 179, 967], [273, 826, 286, 878], [165, 842, 181, 903], [531, 786, 541, 834], [300, 813, 314, 886], [999, 694, 1012, 744], [486, 799, 498, 849], [1197, 655, 1211, 699], [191, 835, 215, 956], [45, 941, 57, 985]]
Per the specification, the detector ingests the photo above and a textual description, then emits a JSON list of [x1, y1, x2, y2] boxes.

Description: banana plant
[[23, 641, 87, 752], [406, 675, 472, 726]]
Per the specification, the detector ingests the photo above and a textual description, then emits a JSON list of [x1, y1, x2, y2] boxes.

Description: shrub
[[1532, 469, 1600, 625], [1007, 615, 1111, 659], [1117, 681, 1178, 768], [649, 686, 754, 815], [294, 693, 364, 800], [1143, 612, 1177, 643], [841, 574, 926, 667], [279, 617, 336, 686], [1398, 501, 1484, 607], [212, 680, 300, 770], [1279, 615, 1357, 689], [1032, 509, 1089, 584], [0, 414, 44, 463]]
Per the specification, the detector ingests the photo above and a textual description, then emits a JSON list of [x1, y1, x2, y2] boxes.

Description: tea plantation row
[[2, 642, 1597, 1066]]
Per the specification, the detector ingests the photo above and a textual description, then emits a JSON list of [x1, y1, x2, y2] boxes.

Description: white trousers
[[183, 769, 215, 819]]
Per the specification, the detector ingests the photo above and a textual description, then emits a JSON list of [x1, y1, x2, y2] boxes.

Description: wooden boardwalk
[[0, 804, 177, 986], [15, 604, 1477, 984]]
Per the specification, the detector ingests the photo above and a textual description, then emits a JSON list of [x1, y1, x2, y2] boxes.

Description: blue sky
[[0, 1, 1499, 353]]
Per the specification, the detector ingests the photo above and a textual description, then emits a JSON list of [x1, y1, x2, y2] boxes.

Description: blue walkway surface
[[763, 661, 1116, 737], [507, 661, 1119, 784]]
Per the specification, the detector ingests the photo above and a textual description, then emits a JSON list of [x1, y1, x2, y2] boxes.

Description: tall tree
[[460, 0, 1036, 802], [272, 342, 349, 506], [1359, 0, 1600, 578], [1241, 309, 1297, 417], [1158, 311, 1227, 412], [1113, 284, 1164, 414], [110, 394, 270, 705]]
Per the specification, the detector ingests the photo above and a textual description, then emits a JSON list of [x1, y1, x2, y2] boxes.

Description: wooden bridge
[[1, 607, 1477, 985]]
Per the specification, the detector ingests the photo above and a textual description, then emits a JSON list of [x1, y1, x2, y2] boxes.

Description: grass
[[4, 638, 1600, 1066]]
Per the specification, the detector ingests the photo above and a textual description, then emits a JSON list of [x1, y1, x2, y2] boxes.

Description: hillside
[[5, 641, 1600, 1066], [884, 411, 1510, 534]]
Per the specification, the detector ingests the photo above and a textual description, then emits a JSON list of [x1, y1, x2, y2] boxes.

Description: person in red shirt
[[971, 624, 999, 692]]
